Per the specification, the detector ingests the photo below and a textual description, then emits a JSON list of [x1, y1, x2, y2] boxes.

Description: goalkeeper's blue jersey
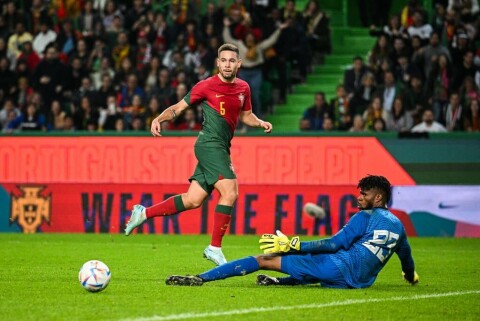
[[328, 208, 414, 288]]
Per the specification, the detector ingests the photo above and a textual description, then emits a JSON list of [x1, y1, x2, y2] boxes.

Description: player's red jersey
[[184, 75, 252, 148]]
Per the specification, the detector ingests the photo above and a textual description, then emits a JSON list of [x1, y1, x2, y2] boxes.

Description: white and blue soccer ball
[[78, 260, 111, 292]]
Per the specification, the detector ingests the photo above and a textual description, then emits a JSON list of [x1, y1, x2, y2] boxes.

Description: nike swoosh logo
[[216, 94, 224, 98], [438, 202, 458, 209]]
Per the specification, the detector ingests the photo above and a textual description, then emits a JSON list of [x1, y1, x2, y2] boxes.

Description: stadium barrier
[[1, 183, 478, 237]]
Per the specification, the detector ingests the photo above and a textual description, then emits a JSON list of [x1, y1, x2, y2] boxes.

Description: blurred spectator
[[432, 3, 447, 35], [401, 0, 425, 28], [149, 68, 174, 104], [130, 116, 144, 131], [368, 34, 391, 74], [302, 0, 331, 64], [70, 39, 90, 69], [92, 57, 115, 89], [322, 116, 335, 131], [123, 93, 145, 126], [464, 98, 480, 131], [411, 109, 447, 132], [93, 73, 115, 109], [112, 32, 131, 70], [330, 84, 353, 130], [372, 117, 387, 132], [1, 109, 17, 132], [102, 1, 122, 31], [133, 30, 153, 74], [414, 32, 451, 80], [33, 20, 57, 58], [349, 114, 366, 132], [448, 0, 479, 22], [18, 41, 40, 75], [405, 74, 429, 124], [0, 38, 7, 58], [350, 72, 377, 115], [142, 56, 162, 91], [145, 96, 162, 130], [14, 77, 34, 110], [363, 96, 387, 130], [201, 1, 225, 37], [378, 70, 401, 113], [72, 96, 99, 130], [63, 115, 75, 131], [407, 10, 433, 44], [0, 57, 16, 101], [459, 76, 479, 106], [0, 98, 21, 129], [453, 50, 477, 90], [55, 20, 78, 58], [7, 103, 46, 131], [386, 97, 414, 132], [100, 94, 120, 130], [442, 92, 464, 131], [395, 54, 420, 86], [426, 53, 452, 120], [118, 74, 145, 108], [369, 15, 407, 40], [343, 56, 369, 96], [223, 16, 288, 116], [113, 57, 134, 89], [68, 57, 89, 92], [114, 117, 125, 132], [4, 2, 24, 33], [78, 1, 102, 46], [47, 100, 66, 130], [300, 91, 333, 130], [7, 22, 33, 67]]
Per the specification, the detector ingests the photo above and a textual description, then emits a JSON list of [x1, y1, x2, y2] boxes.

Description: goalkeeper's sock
[[146, 195, 186, 218], [210, 205, 232, 247], [199, 256, 259, 282]]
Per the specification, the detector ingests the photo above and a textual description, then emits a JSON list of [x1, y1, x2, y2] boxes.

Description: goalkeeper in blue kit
[[166, 175, 419, 288]]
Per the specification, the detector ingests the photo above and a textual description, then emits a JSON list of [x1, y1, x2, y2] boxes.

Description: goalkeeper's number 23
[[362, 230, 399, 263]]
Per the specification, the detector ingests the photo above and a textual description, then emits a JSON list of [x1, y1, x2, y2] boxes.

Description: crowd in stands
[[0, 0, 331, 133], [300, 0, 480, 132]]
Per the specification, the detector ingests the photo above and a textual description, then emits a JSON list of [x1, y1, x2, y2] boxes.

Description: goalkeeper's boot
[[203, 246, 227, 266], [124, 204, 146, 236], [256, 274, 280, 286], [165, 275, 204, 286]]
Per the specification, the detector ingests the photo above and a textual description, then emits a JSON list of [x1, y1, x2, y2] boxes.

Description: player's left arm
[[396, 229, 419, 285], [239, 110, 272, 133]]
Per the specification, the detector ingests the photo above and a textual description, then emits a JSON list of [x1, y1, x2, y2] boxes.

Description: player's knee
[[255, 254, 279, 269], [183, 195, 204, 209], [222, 190, 238, 203], [188, 198, 203, 209]]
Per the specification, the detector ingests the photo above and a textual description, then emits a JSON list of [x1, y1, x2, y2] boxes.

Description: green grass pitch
[[0, 234, 479, 321]]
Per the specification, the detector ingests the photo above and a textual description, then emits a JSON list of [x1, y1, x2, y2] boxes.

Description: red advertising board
[[0, 137, 414, 185], [2, 183, 359, 236]]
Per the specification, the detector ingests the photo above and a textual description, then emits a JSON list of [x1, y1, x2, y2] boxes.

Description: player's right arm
[[150, 99, 190, 136]]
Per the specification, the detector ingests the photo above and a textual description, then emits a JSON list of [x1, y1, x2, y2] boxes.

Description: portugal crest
[[10, 186, 51, 234], [238, 93, 245, 105]]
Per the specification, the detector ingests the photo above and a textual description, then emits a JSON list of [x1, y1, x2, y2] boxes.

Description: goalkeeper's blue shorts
[[281, 253, 348, 288]]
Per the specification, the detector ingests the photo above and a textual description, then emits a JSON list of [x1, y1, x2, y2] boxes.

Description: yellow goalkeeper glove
[[259, 230, 300, 254], [402, 271, 419, 285]]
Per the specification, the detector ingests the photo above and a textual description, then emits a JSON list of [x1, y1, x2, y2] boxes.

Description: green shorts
[[189, 145, 236, 194]]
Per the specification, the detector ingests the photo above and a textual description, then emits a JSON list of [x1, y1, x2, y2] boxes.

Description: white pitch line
[[120, 290, 480, 321]]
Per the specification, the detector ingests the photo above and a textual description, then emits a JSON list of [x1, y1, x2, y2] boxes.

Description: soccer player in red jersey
[[125, 43, 273, 265]]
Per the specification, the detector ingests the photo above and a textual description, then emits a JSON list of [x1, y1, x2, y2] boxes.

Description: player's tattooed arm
[[151, 99, 190, 136]]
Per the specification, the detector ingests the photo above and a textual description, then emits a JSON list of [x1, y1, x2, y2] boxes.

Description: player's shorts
[[281, 253, 349, 288], [189, 145, 236, 194]]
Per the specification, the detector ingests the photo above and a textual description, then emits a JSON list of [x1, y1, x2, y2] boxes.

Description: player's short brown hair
[[218, 43, 239, 57]]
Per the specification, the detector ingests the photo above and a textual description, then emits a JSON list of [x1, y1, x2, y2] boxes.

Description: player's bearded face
[[217, 51, 241, 81], [357, 189, 376, 210]]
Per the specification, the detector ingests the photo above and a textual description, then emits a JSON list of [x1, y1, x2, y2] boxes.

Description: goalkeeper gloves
[[259, 230, 300, 254], [402, 271, 419, 285]]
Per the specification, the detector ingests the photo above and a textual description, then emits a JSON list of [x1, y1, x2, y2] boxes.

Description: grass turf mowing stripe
[[120, 290, 480, 321]]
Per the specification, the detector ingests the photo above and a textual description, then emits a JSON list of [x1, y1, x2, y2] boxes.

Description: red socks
[[210, 205, 233, 247], [146, 195, 186, 218]]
